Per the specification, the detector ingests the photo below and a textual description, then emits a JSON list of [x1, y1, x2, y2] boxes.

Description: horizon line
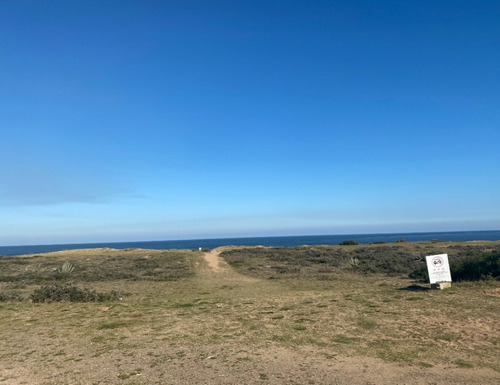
[[2, 229, 500, 248]]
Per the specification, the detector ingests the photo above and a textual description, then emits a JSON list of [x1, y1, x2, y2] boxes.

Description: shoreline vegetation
[[1, 240, 499, 384]]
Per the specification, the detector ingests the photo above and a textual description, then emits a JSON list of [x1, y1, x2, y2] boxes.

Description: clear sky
[[1, 1, 499, 246]]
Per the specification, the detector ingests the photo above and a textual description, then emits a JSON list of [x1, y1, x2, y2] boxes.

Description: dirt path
[[203, 248, 223, 271], [199, 248, 261, 291]]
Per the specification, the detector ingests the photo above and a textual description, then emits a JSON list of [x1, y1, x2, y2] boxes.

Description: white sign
[[426, 254, 452, 284]]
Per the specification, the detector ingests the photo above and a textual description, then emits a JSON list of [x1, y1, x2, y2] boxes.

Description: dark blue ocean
[[1, 230, 499, 257]]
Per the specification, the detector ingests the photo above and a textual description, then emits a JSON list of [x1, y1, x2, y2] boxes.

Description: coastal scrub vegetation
[[339, 240, 359, 245], [409, 252, 500, 282], [30, 284, 120, 303], [0, 249, 195, 284], [220, 242, 500, 280], [0, 248, 199, 302]]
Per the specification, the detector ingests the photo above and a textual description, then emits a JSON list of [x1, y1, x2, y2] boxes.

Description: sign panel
[[426, 254, 452, 284]]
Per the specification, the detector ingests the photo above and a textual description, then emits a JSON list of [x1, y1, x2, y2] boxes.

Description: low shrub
[[409, 252, 500, 282], [408, 267, 428, 281], [30, 284, 121, 303], [339, 240, 359, 246], [452, 252, 499, 281], [221, 244, 425, 278], [0, 292, 23, 302]]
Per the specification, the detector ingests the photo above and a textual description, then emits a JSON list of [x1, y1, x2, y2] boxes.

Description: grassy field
[[0, 242, 499, 384]]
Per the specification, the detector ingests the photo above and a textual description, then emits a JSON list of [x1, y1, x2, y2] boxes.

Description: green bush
[[408, 267, 428, 281], [0, 292, 23, 302], [452, 252, 499, 281], [339, 240, 359, 246], [30, 284, 121, 303], [409, 252, 500, 282]]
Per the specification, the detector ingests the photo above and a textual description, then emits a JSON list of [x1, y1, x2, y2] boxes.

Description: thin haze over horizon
[[1, 1, 499, 246]]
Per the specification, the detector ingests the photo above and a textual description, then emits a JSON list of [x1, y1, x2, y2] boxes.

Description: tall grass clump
[[57, 261, 75, 274]]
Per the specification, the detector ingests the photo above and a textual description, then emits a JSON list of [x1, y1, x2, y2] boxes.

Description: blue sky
[[1, 1, 499, 246]]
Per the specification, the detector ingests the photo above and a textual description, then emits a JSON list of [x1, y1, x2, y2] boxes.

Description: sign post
[[426, 254, 452, 289]]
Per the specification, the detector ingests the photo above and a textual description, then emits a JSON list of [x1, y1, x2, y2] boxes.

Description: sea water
[[1, 230, 499, 256]]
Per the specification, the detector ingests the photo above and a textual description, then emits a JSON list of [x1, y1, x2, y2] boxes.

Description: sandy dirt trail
[[203, 248, 223, 271], [199, 248, 260, 286]]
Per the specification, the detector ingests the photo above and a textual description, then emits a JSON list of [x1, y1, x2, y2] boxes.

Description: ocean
[[1, 230, 499, 257]]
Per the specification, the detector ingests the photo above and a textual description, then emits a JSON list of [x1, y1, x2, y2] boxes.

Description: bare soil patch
[[203, 248, 223, 271]]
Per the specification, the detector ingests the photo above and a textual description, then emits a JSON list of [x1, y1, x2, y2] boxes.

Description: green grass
[[455, 359, 475, 368], [170, 302, 196, 308], [332, 334, 359, 344], [96, 321, 130, 330], [357, 318, 378, 330]]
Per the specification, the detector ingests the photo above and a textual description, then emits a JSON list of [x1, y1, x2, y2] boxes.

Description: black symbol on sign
[[432, 257, 444, 267]]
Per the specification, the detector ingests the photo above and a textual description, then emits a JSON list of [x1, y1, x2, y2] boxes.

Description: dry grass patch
[[0, 245, 499, 384]]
